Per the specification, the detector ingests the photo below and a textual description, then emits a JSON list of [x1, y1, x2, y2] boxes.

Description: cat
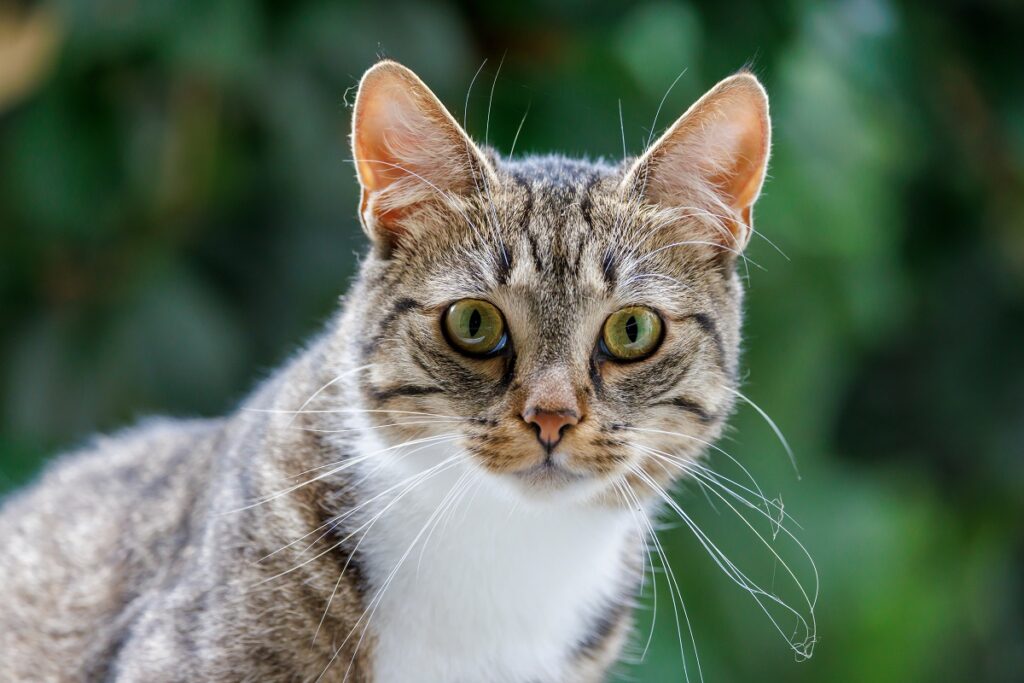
[[0, 59, 770, 682]]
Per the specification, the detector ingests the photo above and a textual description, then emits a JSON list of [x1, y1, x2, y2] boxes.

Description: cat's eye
[[443, 299, 508, 357], [601, 306, 664, 361]]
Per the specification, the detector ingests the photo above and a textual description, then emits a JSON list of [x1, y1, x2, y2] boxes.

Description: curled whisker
[[637, 445, 810, 559], [626, 452, 817, 660]]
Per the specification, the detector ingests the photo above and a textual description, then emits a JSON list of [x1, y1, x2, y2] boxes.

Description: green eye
[[443, 299, 508, 357], [601, 306, 663, 361]]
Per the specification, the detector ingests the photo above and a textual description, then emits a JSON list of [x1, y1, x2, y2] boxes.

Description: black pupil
[[625, 315, 639, 343], [468, 308, 482, 337]]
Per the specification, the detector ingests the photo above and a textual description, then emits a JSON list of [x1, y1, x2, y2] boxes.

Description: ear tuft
[[351, 60, 492, 252], [623, 72, 771, 252]]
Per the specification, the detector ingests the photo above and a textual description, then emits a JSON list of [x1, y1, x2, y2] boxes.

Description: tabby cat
[[0, 60, 771, 682]]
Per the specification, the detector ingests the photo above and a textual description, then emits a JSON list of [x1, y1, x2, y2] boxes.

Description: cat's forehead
[[493, 155, 627, 286], [401, 154, 701, 312]]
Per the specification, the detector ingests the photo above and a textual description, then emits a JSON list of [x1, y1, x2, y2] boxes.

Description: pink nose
[[522, 409, 579, 451]]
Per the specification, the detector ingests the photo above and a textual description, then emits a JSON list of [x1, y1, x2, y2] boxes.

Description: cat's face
[[343, 62, 769, 504]]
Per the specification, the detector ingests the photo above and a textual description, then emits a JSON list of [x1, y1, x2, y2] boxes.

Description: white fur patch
[[348, 432, 636, 683]]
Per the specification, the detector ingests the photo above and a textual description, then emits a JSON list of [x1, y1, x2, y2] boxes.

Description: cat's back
[[0, 417, 223, 682]]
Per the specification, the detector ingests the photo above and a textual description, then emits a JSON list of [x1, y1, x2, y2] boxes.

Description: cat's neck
[[339, 421, 641, 682]]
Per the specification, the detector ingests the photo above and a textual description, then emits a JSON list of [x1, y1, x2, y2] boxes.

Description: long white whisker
[[225, 433, 461, 514], [245, 407, 467, 420], [324, 460, 471, 682], [291, 418, 466, 437], [256, 444, 464, 584], [286, 364, 375, 429], [637, 446, 803, 546], [414, 467, 476, 578], [612, 480, 659, 664], [723, 386, 800, 478], [627, 458, 816, 659], [646, 69, 688, 149], [312, 452, 467, 662], [620, 426, 779, 522], [621, 473, 700, 683], [508, 103, 531, 162], [639, 447, 818, 605]]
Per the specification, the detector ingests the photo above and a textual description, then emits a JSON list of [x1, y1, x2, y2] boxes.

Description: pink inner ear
[[706, 103, 768, 212], [351, 62, 494, 247], [627, 74, 770, 250], [354, 84, 424, 193]]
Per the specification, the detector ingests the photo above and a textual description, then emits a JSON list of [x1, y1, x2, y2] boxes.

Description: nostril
[[528, 420, 543, 441], [522, 409, 580, 449]]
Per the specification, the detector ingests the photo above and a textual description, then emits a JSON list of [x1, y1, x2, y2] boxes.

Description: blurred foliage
[[1, 0, 1022, 681]]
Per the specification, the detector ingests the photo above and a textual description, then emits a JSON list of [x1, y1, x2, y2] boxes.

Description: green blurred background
[[1, 0, 1022, 681]]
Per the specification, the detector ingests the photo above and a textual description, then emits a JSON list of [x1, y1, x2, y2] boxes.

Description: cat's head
[[340, 61, 769, 504]]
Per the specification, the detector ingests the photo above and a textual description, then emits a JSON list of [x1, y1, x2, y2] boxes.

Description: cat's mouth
[[509, 454, 587, 489]]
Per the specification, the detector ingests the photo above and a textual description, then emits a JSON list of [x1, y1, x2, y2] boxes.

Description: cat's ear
[[622, 72, 770, 252], [351, 60, 494, 252]]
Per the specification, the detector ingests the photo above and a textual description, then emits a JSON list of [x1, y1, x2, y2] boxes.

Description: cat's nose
[[522, 408, 579, 451]]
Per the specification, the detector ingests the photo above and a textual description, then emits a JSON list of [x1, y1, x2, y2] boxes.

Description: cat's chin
[[495, 459, 614, 506]]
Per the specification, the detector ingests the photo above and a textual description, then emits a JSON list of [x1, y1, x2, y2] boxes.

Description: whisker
[[457, 57, 508, 266], [508, 102, 531, 162], [485, 53, 505, 150], [311, 451, 468, 663], [289, 418, 466, 438], [620, 426, 779, 522], [246, 407, 467, 420], [621, 473, 701, 683], [224, 432, 462, 514], [749, 224, 789, 261], [415, 467, 476, 578], [286, 363, 375, 429], [723, 386, 800, 478], [348, 157, 489, 246], [634, 239, 763, 271], [618, 99, 627, 159], [463, 59, 487, 131], [255, 444, 464, 584], [626, 455, 816, 659], [646, 68, 688, 150], [612, 480, 660, 665], [637, 445, 803, 539], [321, 458, 472, 682]]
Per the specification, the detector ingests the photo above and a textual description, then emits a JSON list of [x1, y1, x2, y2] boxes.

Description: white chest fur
[[349, 439, 637, 683]]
